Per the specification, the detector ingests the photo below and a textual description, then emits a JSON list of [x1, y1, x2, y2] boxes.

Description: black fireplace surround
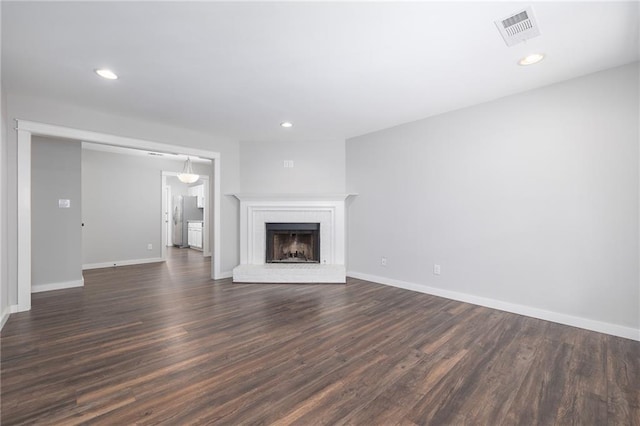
[[266, 223, 320, 263]]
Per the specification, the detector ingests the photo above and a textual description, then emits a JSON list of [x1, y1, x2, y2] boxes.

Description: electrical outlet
[[147, 243, 153, 250], [433, 264, 441, 275], [381, 257, 387, 267]]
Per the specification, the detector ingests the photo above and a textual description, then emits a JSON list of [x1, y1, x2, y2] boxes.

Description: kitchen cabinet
[[188, 221, 203, 249], [188, 184, 205, 208]]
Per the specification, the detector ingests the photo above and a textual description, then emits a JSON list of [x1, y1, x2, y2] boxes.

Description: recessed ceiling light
[[518, 53, 545, 66], [95, 69, 118, 80], [280, 121, 293, 128]]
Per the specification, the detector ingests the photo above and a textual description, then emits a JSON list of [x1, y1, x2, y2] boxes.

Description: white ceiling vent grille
[[495, 7, 541, 47]]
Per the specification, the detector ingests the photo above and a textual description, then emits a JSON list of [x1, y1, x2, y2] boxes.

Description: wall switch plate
[[283, 160, 294, 168], [433, 264, 441, 275], [58, 199, 71, 208], [381, 257, 387, 267], [147, 244, 153, 250]]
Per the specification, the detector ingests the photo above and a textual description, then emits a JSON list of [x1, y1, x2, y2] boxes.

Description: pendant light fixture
[[177, 157, 199, 183]]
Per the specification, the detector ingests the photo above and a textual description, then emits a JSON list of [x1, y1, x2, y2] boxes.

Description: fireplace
[[266, 223, 320, 264], [232, 194, 352, 283]]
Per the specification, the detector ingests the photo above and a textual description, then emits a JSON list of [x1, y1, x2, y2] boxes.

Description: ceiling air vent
[[495, 7, 541, 47]]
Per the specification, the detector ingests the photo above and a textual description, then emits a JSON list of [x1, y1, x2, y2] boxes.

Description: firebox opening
[[266, 223, 320, 264]]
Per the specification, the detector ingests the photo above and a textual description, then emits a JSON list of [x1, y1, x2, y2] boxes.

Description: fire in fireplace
[[266, 223, 320, 263]]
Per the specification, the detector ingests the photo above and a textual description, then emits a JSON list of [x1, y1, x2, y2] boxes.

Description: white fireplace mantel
[[231, 193, 356, 283], [231, 193, 355, 202]]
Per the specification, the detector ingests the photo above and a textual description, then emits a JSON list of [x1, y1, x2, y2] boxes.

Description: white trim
[[17, 129, 31, 311], [17, 120, 218, 160], [32, 278, 84, 293], [213, 157, 221, 279], [161, 179, 171, 260], [217, 270, 233, 279], [83, 257, 164, 270], [347, 271, 640, 342], [0, 305, 18, 331], [231, 193, 356, 202], [203, 178, 211, 256], [15, 120, 224, 312]]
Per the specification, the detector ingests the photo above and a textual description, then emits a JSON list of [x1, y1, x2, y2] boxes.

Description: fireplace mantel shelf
[[229, 193, 357, 202]]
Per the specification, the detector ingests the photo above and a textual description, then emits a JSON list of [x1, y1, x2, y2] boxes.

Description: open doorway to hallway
[[161, 172, 211, 260], [14, 119, 222, 313], [81, 143, 212, 269]]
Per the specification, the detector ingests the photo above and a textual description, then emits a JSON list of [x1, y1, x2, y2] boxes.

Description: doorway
[[15, 120, 222, 312], [161, 172, 211, 260]]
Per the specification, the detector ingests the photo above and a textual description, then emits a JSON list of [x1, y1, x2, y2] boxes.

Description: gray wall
[[347, 63, 639, 330], [82, 149, 209, 265], [240, 139, 345, 193], [166, 175, 189, 198], [4, 93, 240, 306], [32, 136, 82, 287]]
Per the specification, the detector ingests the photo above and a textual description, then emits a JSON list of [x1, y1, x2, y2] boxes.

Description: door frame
[[161, 182, 172, 257], [16, 119, 222, 312], [161, 172, 211, 258]]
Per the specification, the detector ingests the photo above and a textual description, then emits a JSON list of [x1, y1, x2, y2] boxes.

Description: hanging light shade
[[177, 157, 199, 184]]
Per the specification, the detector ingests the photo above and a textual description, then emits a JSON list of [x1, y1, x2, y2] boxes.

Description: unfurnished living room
[[0, 1, 639, 425]]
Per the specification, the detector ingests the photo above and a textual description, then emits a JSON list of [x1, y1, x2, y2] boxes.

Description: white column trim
[[213, 158, 221, 278], [17, 129, 31, 311]]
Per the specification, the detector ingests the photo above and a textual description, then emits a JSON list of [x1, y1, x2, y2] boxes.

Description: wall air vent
[[495, 7, 541, 47]]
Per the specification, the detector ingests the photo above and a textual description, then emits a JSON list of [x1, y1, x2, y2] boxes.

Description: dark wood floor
[[1, 248, 638, 425]]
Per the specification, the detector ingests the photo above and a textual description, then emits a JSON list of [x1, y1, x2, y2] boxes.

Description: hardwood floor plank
[[505, 336, 575, 425], [1, 247, 638, 425], [458, 316, 545, 424], [607, 335, 640, 425], [404, 311, 521, 425]]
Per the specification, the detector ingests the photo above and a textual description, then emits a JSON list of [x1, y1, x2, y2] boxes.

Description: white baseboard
[[347, 271, 640, 342], [0, 305, 18, 331], [32, 278, 84, 294], [1, 310, 9, 330], [83, 257, 164, 270], [216, 270, 233, 279]]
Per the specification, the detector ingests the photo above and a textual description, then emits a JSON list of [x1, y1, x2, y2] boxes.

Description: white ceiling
[[3, 2, 638, 142]]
